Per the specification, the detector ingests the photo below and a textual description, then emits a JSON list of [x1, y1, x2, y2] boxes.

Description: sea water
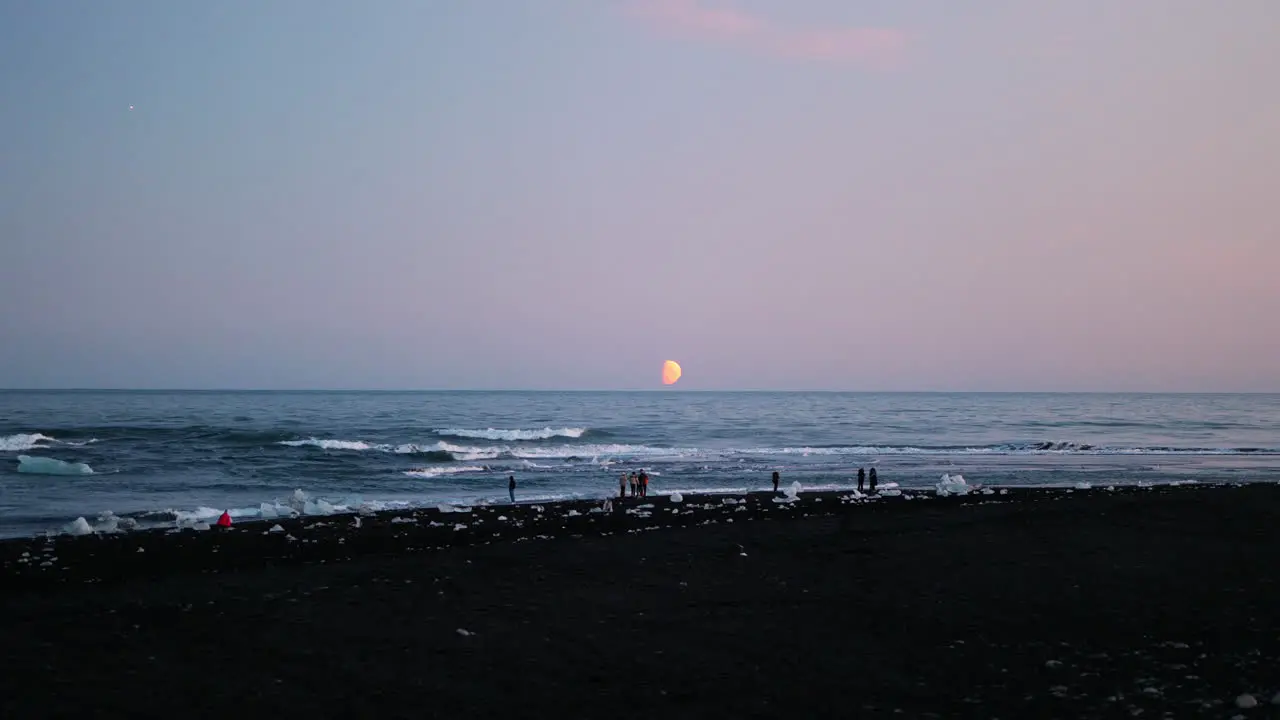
[[1, 390, 1278, 538]]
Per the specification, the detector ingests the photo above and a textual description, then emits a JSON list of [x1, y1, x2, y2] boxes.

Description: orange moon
[[662, 360, 682, 385]]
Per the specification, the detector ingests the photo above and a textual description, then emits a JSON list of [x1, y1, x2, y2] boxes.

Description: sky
[[1, 0, 1278, 391]]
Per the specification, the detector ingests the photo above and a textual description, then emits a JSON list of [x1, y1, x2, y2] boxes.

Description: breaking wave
[[434, 427, 589, 441], [404, 465, 488, 478]]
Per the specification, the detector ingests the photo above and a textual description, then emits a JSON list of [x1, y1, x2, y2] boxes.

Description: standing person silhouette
[[639, 469, 649, 498], [619, 472, 627, 499], [772, 471, 780, 493], [508, 475, 516, 503], [869, 467, 878, 493], [857, 468, 865, 493]]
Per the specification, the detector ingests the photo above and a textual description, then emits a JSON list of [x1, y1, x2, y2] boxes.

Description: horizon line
[[1, 388, 1278, 395]]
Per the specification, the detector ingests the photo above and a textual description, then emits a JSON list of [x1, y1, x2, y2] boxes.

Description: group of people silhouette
[[509, 465, 883, 505], [769, 467, 878, 493], [621, 470, 650, 498]]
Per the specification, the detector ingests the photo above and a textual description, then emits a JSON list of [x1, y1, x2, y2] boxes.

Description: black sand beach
[[4, 484, 1280, 718]]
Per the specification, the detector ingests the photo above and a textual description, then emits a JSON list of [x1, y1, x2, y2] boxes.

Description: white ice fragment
[[390, 517, 417, 524], [981, 488, 995, 495], [566, 509, 581, 517], [497, 515, 509, 521], [456, 628, 473, 637], [453, 523, 468, 531], [18, 455, 94, 475], [64, 517, 93, 536], [193, 522, 211, 531], [352, 516, 362, 529], [786, 481, 801, 499], [1045, 660, 1063, 668], [268, 524, 285, 533], [1106, 486, 1116, 492], [722, 498, 739, 505], [1074, 482, 1093, 490], [999, 489, 1008, 495], [136, 547, 145, 553], [1236, 694, 1257, 709], [935, 474, 969, 496], [670, 492, 683, 503]]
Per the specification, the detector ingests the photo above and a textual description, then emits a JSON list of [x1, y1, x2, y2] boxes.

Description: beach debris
[[669, 492, 683, 503], [216, 511, 233, 528], [1235, 694, 1257, 709], [936, 474, 970, 496]]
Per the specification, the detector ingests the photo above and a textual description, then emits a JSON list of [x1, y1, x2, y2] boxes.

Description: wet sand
[[4, 484, 1280, 718]]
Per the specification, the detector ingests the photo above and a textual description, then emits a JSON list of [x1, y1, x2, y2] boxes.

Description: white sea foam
[[17, 455, 94, 475], [404, 465, 487, 478], [1, 433, 56, 452], [435, 427, 588, 441], [279, 438, 381, 451]]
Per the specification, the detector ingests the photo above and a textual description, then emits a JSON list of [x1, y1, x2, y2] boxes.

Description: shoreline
[[5, 483, 1280, 717], [0, 483, 1229, 587]]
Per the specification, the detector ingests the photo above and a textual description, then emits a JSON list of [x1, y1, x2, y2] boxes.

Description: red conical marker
[[216, 511, 232, 527]]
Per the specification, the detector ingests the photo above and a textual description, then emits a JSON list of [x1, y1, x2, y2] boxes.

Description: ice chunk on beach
[[670, 492, 683, 503], [935, 474, 970, 496], [64, 517, 93, 536], [268, 524, 285, 533], [774, 482, 802, 504], [1074, 482, 1093, 490], [1236, 694, 1257, 709], [17, 455, 94, 476]]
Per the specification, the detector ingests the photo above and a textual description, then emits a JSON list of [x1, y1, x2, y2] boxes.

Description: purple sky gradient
[[1, 0, 1277, 390]]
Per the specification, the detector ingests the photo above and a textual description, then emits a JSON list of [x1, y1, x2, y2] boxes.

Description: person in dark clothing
[[869, 467, 878, 493], [772, 471, 780, 493], [857, 467, 865, 493], [619, 472, 627, 499], [508, 475, 516, 503], [639, 470, 649, 498]]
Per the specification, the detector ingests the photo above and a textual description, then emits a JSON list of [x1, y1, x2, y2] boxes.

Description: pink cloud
[[626, 0, 907, 67]]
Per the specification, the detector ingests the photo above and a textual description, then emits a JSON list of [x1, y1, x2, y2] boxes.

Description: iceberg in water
[[17, 455, 94, 476], [935, 473, 970, 496]]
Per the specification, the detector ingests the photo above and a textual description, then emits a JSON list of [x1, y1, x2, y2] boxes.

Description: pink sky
[[1, 0, 1277, 389], [628, 0, 908, 67]]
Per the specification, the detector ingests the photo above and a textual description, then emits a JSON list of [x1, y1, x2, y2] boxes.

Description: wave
[[403, 465, 488, 478], [434, 427, 589, 441], [732, 442, 1279, 456], [0, 433, 56, 452]]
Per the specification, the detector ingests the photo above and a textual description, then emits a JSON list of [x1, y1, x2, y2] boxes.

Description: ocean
[[2, 390, 1277, 539]]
